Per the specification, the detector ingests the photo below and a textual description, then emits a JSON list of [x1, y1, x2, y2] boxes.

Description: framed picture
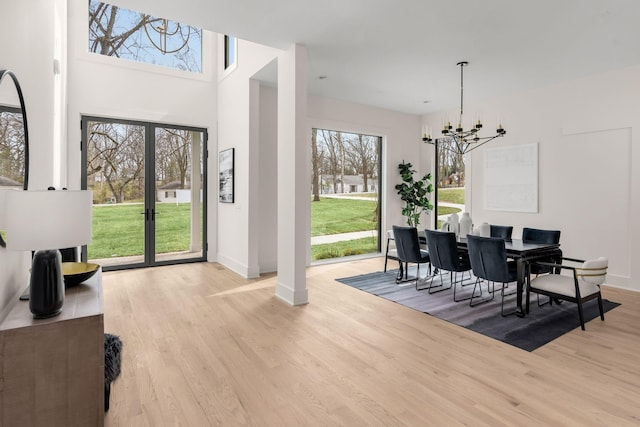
[[219, 148, 234, 203]]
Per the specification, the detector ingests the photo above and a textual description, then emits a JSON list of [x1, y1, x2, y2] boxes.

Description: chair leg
[[500, 283, 516, 317], [427, 268, 452, 294], [416, 264, 435, 291], [597, 294, 605, 321], [415, 264, 422, 290], [470, 279, 495, 307], [453, 271, 473, 302], [577, 300, 586, 331], [395, 261, 406, 283], [537, 294, 551, 307], [526, 274, 531, 314]]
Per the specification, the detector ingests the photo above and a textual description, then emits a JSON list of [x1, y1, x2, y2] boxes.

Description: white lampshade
[[4, 190, 92, 251]]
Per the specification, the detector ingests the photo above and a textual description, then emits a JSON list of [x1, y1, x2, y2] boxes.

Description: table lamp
[[3, 189, 92, 318]]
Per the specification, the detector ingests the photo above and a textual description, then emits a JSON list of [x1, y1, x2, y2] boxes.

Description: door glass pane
[[436, 140, 465, 228], [154, 128, 204, 262], [86, 121, 146, 267]]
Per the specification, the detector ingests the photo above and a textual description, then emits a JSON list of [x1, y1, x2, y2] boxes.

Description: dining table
[[455, 237, 561, 317], [396, 234, 561, 317]]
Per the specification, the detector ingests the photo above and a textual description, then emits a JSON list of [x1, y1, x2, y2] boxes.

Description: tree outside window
[[89, 0, 202, 73]]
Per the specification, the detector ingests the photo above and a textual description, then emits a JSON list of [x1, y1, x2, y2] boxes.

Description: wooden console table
[[0, 271, 104, 426]]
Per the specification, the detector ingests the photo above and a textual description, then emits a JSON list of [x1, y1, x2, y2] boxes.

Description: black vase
[[29, 249, 64, 318]]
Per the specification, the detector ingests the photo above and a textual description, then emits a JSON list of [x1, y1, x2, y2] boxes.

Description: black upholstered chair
[[522, 227, 562, 275], [527, 257, 607, 330], [490, 225, 513, 240], [424, 230, 472, 298], [392, 225, 430, 290], [466, 235, 518, 315]]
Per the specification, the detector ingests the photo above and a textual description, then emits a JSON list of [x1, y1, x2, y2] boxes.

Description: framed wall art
[[219, 148, 234, 203]]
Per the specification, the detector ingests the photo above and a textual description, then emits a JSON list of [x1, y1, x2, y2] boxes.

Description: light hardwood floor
[[103, 257, 640, 426]]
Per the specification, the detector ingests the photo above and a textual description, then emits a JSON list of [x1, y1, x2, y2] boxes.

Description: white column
[[246, 79, 261, 277], [275, 44, 309, 306]]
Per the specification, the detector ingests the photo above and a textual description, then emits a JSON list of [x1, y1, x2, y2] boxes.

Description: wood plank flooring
[[103, 258, 640, 426]]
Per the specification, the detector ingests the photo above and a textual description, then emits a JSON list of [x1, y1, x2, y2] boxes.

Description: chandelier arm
[[463, 136, 501, 154], [453, 136, 465, 155]]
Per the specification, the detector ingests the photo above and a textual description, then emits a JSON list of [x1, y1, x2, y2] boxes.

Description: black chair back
[[522, 227, 560, 244], [490, 225, 513, 240], [522, 227, 562, 274], [393, 226, 425, 264], [466, 235, 511, 283], [424, 230, 460, 271]]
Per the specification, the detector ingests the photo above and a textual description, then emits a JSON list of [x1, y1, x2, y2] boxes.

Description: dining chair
[[424, 229, 472, 298], [466, 235, 519, 315], [383, 230, 399, 272], [490, 225, 513, 240], [527, 257, 607, 330], [522, 227, 562, 275], [392, 225, 431, 290]]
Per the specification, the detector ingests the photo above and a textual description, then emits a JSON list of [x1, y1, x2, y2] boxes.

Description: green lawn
[[88, 203, 194, 259], [438, 187, 465, 204], [312, 237, 378, 260], [91, 195, 457, 262], [311, 197, 377, 236], [437, 206, 461, 216]]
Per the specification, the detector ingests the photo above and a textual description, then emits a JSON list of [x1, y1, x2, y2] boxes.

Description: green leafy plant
[[395, 161, 434, 228]]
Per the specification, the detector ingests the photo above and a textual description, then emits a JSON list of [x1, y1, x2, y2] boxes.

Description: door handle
[[140, 209, 149, 221]]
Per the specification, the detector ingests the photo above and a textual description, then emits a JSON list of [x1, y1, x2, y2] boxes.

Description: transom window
[[88, 0, 202, 73], [224, 35, 237, 70]]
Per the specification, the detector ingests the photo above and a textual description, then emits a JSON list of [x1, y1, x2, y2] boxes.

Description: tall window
[[224, 35, 237, 69], [88, 0, 202, 73], [310, 129, 381, 261], [435, 140, 465, 228]]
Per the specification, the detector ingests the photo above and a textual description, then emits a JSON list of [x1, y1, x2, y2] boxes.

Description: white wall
[[307, 97, 427, 237], [0, 0, 61, 315], [423, 64, 640, 291], [217, 39, 281, 277]]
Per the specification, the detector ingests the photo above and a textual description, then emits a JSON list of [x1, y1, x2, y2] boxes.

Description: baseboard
[[216, 253, 252, 279]]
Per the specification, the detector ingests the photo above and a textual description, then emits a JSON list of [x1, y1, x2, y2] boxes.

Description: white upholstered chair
[[384, 229, 399, 272], [527, 257, 607, 330]]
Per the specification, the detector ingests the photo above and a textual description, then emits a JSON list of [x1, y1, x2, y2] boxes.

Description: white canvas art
[[484, 143, 538, 213]]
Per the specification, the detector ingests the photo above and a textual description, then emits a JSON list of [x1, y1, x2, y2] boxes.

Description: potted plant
[[395, 161, 434, 227]]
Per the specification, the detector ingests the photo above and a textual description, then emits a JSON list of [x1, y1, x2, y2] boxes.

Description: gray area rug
[[336, 269, 620, 351]]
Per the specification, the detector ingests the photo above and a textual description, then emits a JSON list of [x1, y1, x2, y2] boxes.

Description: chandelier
[[422, 61, 505, 155]]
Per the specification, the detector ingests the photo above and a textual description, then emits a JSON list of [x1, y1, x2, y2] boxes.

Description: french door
[[81, 116, 207, 270]]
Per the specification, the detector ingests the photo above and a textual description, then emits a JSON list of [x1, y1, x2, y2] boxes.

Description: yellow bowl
[[62, 262, 100, 287]]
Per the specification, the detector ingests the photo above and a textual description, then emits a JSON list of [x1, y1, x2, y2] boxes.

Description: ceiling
[[116, 0, 640, 115]]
